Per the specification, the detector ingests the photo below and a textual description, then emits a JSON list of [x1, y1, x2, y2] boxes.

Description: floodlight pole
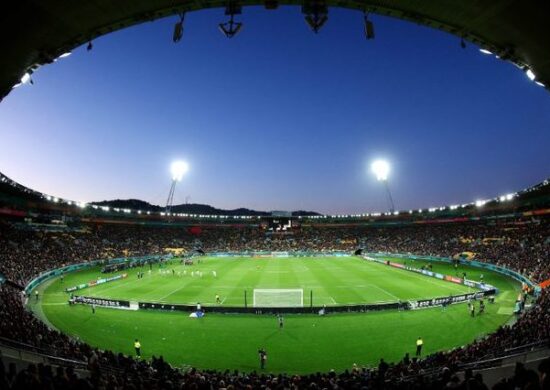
[[165, 179, 177, 215], [383, 180, 395, 213]]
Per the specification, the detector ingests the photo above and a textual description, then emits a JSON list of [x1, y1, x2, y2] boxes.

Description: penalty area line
[[366, 283, 401, 301]]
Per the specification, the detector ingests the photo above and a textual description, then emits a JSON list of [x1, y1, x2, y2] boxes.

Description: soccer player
[[212, 270, 217, 278], [470, 303, 476, 317], [278, 314, 284, 329], [258, 348, 267, 369], [216, 294, 221, 304], [92, 304, 96, 314], [415, 337, 423, 356], [134, 339, 141, 358], [35, 290, 39, 302]]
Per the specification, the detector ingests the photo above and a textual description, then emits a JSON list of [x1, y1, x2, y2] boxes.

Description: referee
[[415, 337, 423, 357], [134, 339, 141, 358]]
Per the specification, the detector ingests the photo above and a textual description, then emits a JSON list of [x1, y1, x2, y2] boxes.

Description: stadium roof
[[1, 1, 549, 101]]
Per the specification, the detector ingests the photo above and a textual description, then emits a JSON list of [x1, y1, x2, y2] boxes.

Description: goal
[[253, 289, 304, 307]]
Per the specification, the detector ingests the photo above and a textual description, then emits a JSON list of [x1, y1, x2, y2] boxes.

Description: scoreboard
[[260, 216, 300, 232]]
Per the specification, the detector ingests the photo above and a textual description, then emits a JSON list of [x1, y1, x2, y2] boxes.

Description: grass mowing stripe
[[38, 256, 521, 373]]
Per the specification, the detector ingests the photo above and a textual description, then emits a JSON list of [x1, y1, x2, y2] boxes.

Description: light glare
[[20, 73, 31, 84], [171, 161, 189, 181], [371, 160, 390, 181]]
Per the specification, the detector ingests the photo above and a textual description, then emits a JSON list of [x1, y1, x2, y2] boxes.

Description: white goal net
[[253, 289, 304, 307]]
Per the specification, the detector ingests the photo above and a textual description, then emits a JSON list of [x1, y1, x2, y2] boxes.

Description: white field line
[[366, 283, 401, 301], [85, 275, 147, 295], [221, 297, 227, 304], [155, 284, 189, 302], [329, 297, 337, 304], [402, 270, 468, 293]]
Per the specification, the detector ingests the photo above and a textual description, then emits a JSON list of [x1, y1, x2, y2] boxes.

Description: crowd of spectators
[[0, 217, 549, 389], [1, 218, 548, 287], [1, 282, 549, 389]]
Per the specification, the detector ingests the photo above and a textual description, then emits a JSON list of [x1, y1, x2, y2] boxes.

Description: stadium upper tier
[[1, 1, 549, 101], [0, 172, 549, 224]]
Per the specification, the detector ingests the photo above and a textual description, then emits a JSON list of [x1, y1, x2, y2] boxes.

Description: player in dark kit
[[278, 315, 284, 329], [258, 348, 267, 369]]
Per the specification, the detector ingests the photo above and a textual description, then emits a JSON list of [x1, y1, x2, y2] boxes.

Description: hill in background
[[91, 199, 320, 217]]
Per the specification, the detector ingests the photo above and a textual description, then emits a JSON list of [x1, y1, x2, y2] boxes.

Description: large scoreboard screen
[[260, 217, 300, 232]]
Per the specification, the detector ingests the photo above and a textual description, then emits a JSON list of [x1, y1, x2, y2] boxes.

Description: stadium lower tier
[[26, 255, 523, 373]]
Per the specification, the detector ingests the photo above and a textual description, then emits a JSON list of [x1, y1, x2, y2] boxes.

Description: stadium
[[1, 2, 550, 390]]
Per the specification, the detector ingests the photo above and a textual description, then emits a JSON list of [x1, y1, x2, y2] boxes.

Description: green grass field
[[32, 255, 521, 373]]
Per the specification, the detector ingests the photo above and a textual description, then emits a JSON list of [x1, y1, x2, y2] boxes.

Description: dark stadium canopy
[[1, 0, 549, 102]]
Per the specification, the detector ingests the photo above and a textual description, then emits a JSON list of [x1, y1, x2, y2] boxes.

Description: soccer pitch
[[34, 256, 521, 373]]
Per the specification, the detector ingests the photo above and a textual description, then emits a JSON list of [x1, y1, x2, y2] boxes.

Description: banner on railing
[[410, 290, 494, 309], [72, 295, 132, 309], [363, 255, 497, 293], [366, 252, 537, 292], [65, 273, 128, 293]]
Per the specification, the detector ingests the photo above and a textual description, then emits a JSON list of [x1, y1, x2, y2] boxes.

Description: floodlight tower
[[166, 161, 189, 215], [371, 160, 395, 213]]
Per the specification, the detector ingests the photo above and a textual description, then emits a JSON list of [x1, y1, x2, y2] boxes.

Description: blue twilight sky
[[0, 7, 549, 214]]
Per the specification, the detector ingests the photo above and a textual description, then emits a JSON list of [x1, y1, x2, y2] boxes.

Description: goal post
[[253, 289, 304, 307]]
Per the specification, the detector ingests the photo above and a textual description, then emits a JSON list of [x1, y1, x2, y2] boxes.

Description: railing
[[0, 336, 87, 369], [394, 339, 550, 385], [0, 335, 183, 384], [458, 340, 550, 371]]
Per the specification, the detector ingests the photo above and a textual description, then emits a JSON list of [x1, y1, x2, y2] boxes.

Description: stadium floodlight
[[525, 68, 536, 81], [364, 11, 375, 40], [171, 161, 189, 181], [173, 12, 185, 43], [475, 199, 486, 207], [21, 73, 31, 84], [370, 159, 395, 213], [371, 160, 390, 181], [166, 160, 189, 216], [302, 0, 328, 33], [479, 48, 492, 55], [499, 193, 515, 202], [219, 3, 243, 38]]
